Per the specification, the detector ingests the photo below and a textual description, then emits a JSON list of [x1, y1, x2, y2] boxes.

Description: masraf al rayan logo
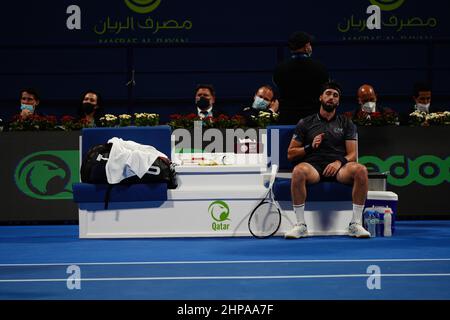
[[369, 0, 405, 11], [124, 0, 161, 14], [209, 200, 231, 231], [15, 151, 79, 200]]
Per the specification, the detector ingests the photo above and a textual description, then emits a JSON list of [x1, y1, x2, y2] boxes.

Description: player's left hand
[[322, 160, 342, 177]]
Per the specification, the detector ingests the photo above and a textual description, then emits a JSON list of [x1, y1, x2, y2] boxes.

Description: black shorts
[[306, 160, 338, 182]]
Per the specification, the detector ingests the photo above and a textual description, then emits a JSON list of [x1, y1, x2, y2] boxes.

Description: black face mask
[[196, 97, 210, 110], [82, 103, 96, 115]]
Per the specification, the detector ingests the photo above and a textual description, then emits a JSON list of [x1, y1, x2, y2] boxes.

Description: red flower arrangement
[[60, 115, 92, 130], [349, 108, 399, 126], [8, 114, 58, 131]]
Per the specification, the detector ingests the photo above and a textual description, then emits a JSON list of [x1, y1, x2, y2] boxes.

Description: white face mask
[[362, 101, 376, 113], [416, 103, 430, 113]]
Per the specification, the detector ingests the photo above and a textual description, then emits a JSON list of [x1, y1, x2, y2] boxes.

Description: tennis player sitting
[[285, 81, 370, 239]]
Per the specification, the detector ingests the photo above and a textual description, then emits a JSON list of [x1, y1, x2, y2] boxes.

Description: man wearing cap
[[273, 31, 329, 125], [285, 81, 371, 239]]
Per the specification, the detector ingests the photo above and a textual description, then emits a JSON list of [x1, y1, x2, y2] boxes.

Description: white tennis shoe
[[348, 222, 371, 238], [284, 223, 308, 239]]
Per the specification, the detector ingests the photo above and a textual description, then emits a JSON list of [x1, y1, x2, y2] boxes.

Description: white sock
[[352, 204, 365, 224], [293, 204, 306, 225]]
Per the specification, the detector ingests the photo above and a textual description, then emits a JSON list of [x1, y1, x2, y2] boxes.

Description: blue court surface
[[1, 220, 450, 300]]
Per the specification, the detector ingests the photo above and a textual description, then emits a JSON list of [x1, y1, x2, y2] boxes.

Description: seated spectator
[[352, 84, 399, 125], [355, 84, 388, 114], [240, 85, 279, 127], [411, 82, 444, 114], [2, 88, 41, 131], [77, 90, 104, 127], [194, 84, 225, 119], [18, 88, 41, 119]]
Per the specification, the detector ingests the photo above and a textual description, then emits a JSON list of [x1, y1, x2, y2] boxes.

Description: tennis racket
[[248, 165, 282, 239]]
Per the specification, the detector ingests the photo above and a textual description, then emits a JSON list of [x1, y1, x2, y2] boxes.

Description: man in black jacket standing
[[273, 31, 329, 124]]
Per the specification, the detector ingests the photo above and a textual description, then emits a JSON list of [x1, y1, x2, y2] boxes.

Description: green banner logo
[[124, 0, 161, 14], [209, 200, 231, 231], [359, 155, 450, 186], [15, 151, 79, 200], [369, 0, 405, 11], [209, 200, 230, 222]]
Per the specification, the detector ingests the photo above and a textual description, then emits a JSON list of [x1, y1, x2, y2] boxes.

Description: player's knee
[[354, 164, 368, 182], [292, 165, 307, 182]]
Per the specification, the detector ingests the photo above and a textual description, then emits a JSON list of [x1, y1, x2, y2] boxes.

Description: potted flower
[[134, 113, 159, 126], [8, 114, 58, 131], [409, 111, 427, 126], [60, 115, 92, 130], [168, 113, 201, 129], [118, 114, 132, 127], [381, 108, 399, 125], [426, 112, 450, 126], [250, 111, 279, 128], [352, 109, 398, 126], [99, 114, 119, 127]]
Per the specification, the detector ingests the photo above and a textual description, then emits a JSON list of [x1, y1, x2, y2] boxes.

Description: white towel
[[105, 137, 167, 184]]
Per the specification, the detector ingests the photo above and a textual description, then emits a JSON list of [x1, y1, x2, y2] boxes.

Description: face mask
[[252, 96, 270, 110], [196, 97, 210, 110], [362, 101, 376, 113], [20, 104, 34, 112], [82, 103, 95, 115], [416, 103, 430, 113]]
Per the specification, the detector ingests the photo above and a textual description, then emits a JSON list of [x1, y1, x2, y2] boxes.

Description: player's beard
[[321, 101, 338, 113]]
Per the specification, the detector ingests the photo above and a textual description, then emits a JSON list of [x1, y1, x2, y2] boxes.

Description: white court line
[[1, 258, 450, 267], [1, 273, 450, 283]]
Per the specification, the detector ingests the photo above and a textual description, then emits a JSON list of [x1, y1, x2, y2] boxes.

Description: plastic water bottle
[[383, 210, 392, 237], [367, 211, 377, 238]]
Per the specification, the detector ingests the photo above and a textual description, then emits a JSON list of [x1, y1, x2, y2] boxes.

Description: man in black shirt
[[273, 31, 329, 125], [285, 81, 370, 239]]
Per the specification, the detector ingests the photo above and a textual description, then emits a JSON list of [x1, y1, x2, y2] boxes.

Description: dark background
[[0, 0, 449, 123]]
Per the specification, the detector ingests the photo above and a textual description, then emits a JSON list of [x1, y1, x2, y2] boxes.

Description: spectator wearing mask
[[356, 84, 385, 113], [241, 85, 279, 127], [411, 82, 442, 114], [2, 88, 41, 131], [19, 88, 40, 119], [194, 84, 225, 119], [77, 90, 104, 127]]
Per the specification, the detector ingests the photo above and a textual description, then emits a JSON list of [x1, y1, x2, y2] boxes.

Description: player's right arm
[[287, 133, 324, 162]]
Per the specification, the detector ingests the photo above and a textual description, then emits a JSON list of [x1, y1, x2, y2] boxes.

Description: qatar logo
[[209, 200, 231, 231], [124, 0, 162, 14], [369, 0, 405, 11], [15, 151, 79, 200]]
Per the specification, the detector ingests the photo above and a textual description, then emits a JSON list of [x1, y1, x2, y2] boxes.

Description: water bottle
[[383, 210, 392, 237], [367, 210, 377, 238]]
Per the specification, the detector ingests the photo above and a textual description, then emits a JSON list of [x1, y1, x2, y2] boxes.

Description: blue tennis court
[[1, 220, 450, 300]]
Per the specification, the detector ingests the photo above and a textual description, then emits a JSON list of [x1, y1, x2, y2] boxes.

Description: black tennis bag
[[80, 143, 177, 209]]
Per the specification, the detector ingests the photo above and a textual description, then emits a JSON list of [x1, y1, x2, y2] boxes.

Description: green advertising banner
[[357, 126, 450, 217], [0, 132, 80, 222]]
